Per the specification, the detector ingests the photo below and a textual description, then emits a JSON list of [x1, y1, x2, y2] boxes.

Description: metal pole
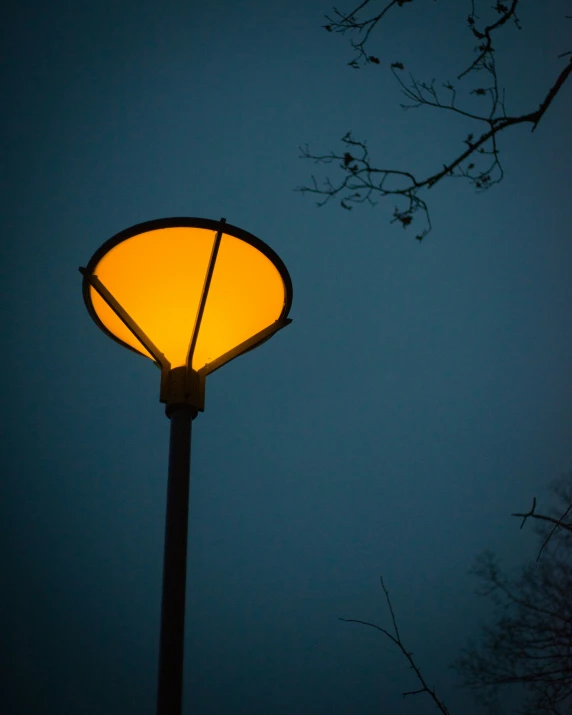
[[157, 403, 196, 715]]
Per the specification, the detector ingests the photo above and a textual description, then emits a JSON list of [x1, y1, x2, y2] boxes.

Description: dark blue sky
[[3, 1, 571, 713]]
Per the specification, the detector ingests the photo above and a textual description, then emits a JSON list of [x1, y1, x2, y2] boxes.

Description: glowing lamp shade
[[80, 218, 292, 379]]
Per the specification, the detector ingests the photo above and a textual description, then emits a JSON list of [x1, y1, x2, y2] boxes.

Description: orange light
[[80, 218, 292, 409]]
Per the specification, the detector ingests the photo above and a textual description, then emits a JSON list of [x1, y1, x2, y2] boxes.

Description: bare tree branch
[[458, 0, 521, 80], [323, 0, 418, 68], [340, 575, 451, 714], [513, 499, 572, 536], [300, 1, 572, 240], [513, 485, 572, 562], [454, 544, 572, 715]]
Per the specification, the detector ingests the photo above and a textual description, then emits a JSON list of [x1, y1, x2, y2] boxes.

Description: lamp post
[[79, 217, 293, 715]]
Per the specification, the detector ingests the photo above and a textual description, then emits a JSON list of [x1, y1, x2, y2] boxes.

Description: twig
[[301, 1, 572, 239], [340, 576, 450, 714], [299, 57, 572, 239], [512, 497, 572, 562]]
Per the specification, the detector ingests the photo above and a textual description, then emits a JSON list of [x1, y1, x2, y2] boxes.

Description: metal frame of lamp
[[79, 217, 293, 715], [80, 216, 293, 412]]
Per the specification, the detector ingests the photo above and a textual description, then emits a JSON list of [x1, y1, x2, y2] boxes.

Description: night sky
[[3, 1, 572, 714]]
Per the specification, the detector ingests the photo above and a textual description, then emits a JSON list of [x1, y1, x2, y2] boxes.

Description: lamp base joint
[[160, 365, 205, 414]]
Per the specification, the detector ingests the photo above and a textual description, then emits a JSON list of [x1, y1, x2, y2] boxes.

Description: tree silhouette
[[298, 0, 571, 240], [343, 473, 572, 714], [454, 472, 572, 714]]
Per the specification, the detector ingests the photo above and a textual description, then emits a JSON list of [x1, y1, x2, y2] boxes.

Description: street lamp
[[79, 217, 293, 715]]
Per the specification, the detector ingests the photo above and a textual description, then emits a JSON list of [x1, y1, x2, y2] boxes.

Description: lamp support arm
[[79, 268, 170, 371]]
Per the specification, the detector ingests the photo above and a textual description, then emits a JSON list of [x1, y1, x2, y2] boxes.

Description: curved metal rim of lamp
[[80, 216, 294, 376]]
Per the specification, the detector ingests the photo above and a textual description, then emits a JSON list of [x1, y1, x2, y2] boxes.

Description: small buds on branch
[[299, 0, 571, 240], [297, 131, 431, 241]]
